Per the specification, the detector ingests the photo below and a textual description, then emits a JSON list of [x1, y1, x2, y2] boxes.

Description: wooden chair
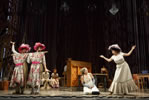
[[133, 74, 144, 89]]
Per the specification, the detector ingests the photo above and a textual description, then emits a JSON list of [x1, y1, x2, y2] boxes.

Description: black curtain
[[13, 0, 149, 76]]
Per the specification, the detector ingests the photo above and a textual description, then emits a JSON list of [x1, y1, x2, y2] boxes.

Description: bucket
[[3, 81, 9, 90]]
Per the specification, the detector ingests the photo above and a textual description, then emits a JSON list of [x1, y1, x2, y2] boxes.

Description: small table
[[93, 73, 108, 92]]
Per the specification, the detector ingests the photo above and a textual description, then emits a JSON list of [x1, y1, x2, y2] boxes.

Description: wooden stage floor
[[0, 87, 149, 99]]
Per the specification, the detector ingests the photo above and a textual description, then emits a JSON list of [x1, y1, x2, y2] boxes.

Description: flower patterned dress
[[10, 45, 28, 88], [27, 52, 46, 88]]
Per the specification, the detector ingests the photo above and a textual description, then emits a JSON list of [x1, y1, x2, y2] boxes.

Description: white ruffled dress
[[109, 52, 138, 94]]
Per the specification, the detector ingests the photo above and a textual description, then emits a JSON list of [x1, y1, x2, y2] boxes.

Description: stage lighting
[[60, 1, 69, 12], [109, 3, 119, 15]]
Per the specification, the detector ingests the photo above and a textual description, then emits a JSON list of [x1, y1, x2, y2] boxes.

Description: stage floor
[[0, 87, 149, 99]]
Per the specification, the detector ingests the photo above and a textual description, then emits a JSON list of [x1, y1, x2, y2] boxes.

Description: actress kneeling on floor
[[80, 67, 100, 95]]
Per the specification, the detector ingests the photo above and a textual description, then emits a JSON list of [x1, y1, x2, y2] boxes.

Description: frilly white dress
[[109, 52, 138, 94], [83, 73, 99, 94]]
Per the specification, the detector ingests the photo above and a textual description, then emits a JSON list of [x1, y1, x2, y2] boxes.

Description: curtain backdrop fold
[[12, 0, 149, 76]]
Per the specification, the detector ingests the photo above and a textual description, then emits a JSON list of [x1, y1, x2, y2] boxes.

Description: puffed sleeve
[[12, 44, 19, 54], [120, 52, 124, 56], [110, 55, 114, 60]]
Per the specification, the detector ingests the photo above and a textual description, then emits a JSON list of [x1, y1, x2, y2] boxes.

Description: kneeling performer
[[80, 67, 100, 95]]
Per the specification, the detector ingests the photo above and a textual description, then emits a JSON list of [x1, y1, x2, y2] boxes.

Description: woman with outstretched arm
[[10, 41, 31, 94], [27, 42, 49, 95], [80, 67, 100, 95], [100, 44, 138, 95]]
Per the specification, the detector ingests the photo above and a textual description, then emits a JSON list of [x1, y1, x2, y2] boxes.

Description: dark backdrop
[[11, 0, 149, 77]]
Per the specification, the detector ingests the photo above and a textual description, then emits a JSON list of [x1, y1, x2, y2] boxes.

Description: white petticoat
[[109, 62, 138, 94], [83, 85, 99, 94]]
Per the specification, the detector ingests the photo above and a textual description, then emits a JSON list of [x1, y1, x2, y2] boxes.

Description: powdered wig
[[80, 67, 88, 75]]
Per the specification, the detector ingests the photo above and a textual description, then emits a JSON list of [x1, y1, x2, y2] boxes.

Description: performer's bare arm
[[123, 45, 136, 57], [80, 76, 84, 84], [10, 41, 19, 54], [100, 55, 113, 62], [11, 51, 47, 56], [43, 54, 50, 72], [43, 51, 48, 54]]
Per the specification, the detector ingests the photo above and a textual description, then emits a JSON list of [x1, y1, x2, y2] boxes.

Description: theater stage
[[0, 87, 149, 100]]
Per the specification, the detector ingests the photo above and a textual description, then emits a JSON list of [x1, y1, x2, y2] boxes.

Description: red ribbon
[[15, 63, 23, 66], [32, 61, 40, 64]]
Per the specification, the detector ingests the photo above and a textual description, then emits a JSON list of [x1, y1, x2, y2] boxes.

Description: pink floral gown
[[10, 44, 28, 88], [27, 52, 46, 88]]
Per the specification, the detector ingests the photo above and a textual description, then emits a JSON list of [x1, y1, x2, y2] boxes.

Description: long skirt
[[23, 62, 28, 87], [83, 85, 99, 94], [10, 65, 24, 88], [27, 64, 43, 87], [109, 61, 138, 94]]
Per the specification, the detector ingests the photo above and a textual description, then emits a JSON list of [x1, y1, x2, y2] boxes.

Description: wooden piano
[[66, 59, 92, 87]]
